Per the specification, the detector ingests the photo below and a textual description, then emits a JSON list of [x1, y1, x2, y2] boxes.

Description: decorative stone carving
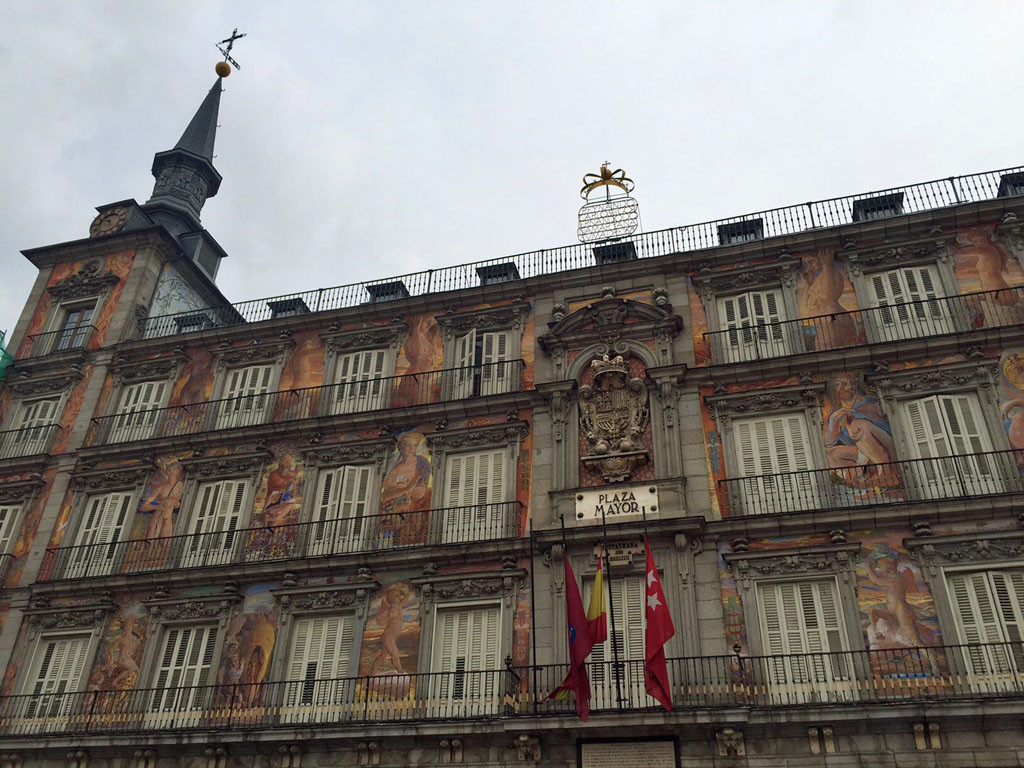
[[415, 570, 526, 606], [653, 376, 679, 429], [693, 257, 797, 298], [1, 753, 24, 768], [539, 295, 681, 352], [302, 437, 394, 467], [26, 600, 111, 630], [514, 734, 541, 762], [320, 321, 407, 352], [204, 747, 228, 768], [71, 461, 155, 491], [869, 359, 999, 396], [278, 746, 301, 768], [913, 722, 941, 751], [808, 727, 837, 755], [145, 592, 239, 620], [723, 543, 860, 588], [578, 354, 649, 482], [357, 742, 381, 767], [66, 751, 89, 768], [844, 237, 953, 278], [133, 750, 157, 768], [994, 212, 1024, 261], [214, 338, 295, 367], [551, 303, 568, 323], [426, 422, 529, 452], [706, 382, 826, 427], [179, 450, 270, 479], [438, 739, 463, 764], [8, 369, 83, 397], [716, 728, 745, 757], [0, 475, 45, 504], [285, 589, 357, 611], [111, 353, 185, 383], [906, 530, 1024, 575], [48, 261, 119, 300], [436, 302, 530, 339]]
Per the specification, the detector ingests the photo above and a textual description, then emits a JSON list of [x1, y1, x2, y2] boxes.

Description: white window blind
[[903, 394, 1000, 497], [10, 398, 60, 455], [947, 570, 1024, 683], [308, 466, 374, 555], [332, 349, 389, 413], [181, 479, 248, 568], [732, 413, 817, 513], [66, 492, 134, 578], [24, 635, 91, 718], [0, 503, 21, 554], [431, 604, 500, 710], [867, 265, 951, 340], [150, 625, 218, 713], [110, 381, 167, 442], [452, 329, 513, 397], [217, 365, 274, 428], [285, 615, 355, 708], [442, 450, 507, 543], [716, 290, 788, 362], [586, 575, 648, 709]]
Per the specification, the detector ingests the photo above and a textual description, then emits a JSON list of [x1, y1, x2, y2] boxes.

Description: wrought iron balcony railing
[[87, 360, 526, 446], [22, 325, 97, 358], [1, 642, 1021, 736], [719, 449, 1024, 517], [39, 501, 523, 581], [703, 287, 1024, 365], [0, 424, 61, 460], [137, 166, 1024, 339]]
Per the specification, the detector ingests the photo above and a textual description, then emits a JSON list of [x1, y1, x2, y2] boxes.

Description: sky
[[0, 1, 1022, 337]]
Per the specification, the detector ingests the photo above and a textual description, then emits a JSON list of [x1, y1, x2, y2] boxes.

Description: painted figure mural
[[379, 432, 431, 545], [799, 250, 861, 350]]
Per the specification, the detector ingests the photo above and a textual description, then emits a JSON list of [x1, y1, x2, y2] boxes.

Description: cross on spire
[[216, 28, 247, 70]]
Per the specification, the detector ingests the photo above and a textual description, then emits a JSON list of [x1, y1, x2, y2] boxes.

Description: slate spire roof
[[174, 78, 222, 161]]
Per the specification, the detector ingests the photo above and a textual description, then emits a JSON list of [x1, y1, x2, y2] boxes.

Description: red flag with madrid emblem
[[643, 535, 675, 710]]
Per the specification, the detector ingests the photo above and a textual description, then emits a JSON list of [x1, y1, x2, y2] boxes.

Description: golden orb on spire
[[215, 61, 232, 78]]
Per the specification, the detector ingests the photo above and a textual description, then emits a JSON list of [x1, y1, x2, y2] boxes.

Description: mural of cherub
[[864, 544, 926, 650], [371, 582, 413, 674]]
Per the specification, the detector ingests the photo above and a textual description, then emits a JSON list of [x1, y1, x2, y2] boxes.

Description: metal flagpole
[[599, 504, 624, 710], [528, 518, 538, 714]]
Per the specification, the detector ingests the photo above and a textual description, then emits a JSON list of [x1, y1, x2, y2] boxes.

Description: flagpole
[[528, 518, 538, 714], [599, 503, 624, 710]]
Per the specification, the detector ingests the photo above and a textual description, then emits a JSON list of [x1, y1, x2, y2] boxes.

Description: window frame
[[61, 488, 139, 579], [319, 321, 406, 416], [435, 302, 529, 398], [46, 299, 98, 353], [207, 340, 295, 430]]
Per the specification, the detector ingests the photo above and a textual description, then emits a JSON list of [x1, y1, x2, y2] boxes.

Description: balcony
[[22, 326, 97, 358], [0, 424, 60, 460], [719, 449, 1024, 517], [86, 360, 526, 446], [135, 166, 1024, 340], [1, 642, 1021, 736], [703, 287, 1024, 365], [39, 501, 523, 581]]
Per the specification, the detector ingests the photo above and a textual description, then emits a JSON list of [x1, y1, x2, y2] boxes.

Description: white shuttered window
[[9, 397, 60, 455], [284, 615, 356, 711], [442, 450, 507, 543], [308, 466, 375, 555], [947, 570, 1024, 686], [716, 290, 788, 362], [181, 479, 248, 568], [24, 635, 91, 718], [110, 381, 167, 442], [586, 575, 648, 708], [0, 503, 21, 554], [66, 492, 134, 578], [431, 605, 501, 712], [217, 365, 274, 428], [867, 265, 951, 340], [332, 349, 389, 413], [451, 329, 514, 398], [149, 625, 218, 714], [732, 413, 817, 514]]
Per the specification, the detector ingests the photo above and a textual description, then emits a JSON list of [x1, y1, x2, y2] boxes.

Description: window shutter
[[432, 605, 501, 702], [732, 414, 814, 513], [70, 492, 133, 576], [452, 330, 477, 398], [479, 331, 511, 395], [905, 393, 996, 495], [937, 394, 993, 455], [30, 635, 90, 697], [904, 397, 950, 458], [220, 365, 273, 426], [989, 572, 1024, 646], [153, 625, 218, 696], [333, 350, 388, 412], [113, 381, 167, 439], [339, 465, 373, 546], [184, 480, 247, 565], [443, 450, 505, 543], [287, 615, 355, 706], [0, 504, 20, 554], [758, 580, 846, 657]]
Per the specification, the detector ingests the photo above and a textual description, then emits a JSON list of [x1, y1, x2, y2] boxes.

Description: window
[[715, 289, 789, 362], [430, 605, 501, 714], [757, 579, 852, 703], [216, 364, 274, 429], [180, 479, 249, 568], [451, 329, 514, 398], [3, 397, 60, 457], [0, 503, 22, 555], [308, 466, 375, 556], [64, 491, 134, 578], [109, 381, 168, 442], [731, 413, 817, 514], [23, 634, 91, 720], [148, 625, 218, 720], [902, 393, 1002, 497], [52, 302, 96, 352], [586, 575, 649, 709], [947, 570, 1024, 688], [864, 265, 952, 341], [282, 615, 356, 721], [851, 192, 904, 222], [330, 349, 390, 414], [717, 218, 764, 246], [441, 450, 508, 543]]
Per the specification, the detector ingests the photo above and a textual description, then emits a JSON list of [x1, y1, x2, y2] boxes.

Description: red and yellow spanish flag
[[587, 546, 608, 644]]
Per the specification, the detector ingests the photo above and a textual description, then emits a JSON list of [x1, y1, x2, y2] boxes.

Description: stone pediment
[[539, 289, 682, 353]]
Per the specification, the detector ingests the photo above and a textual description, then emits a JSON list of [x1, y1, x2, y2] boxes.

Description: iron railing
[[86, 360, 526, 446], [23, 325, 97, 358], [2, 642, 1021, 735], [137, 167, 1024, 339], [719, 449, 1024, 517], [0, 424, 60, 460], [703, 287, 1024, 364], [39, 501, 523, 581]]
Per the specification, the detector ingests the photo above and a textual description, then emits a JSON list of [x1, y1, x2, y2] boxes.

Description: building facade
[[1, 74, 1024, 768]]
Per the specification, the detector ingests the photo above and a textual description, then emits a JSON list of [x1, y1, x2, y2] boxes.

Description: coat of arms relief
[[578, 354, 649, 482]]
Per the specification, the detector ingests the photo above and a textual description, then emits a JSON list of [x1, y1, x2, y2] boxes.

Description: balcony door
[[180, 479, 248, 568], [22, 634, 91, 726], [947, 570, 1024, 692], [717, 289, 789, 363], [331, 349, 389, 414], [586, 575, 651, 709], [281, 614, 356, 722], [109, 380, 167, 442], [732, 413, 818, 514], [147, 625, 218, 727], [53, 302, 95, 352], [216, 364, 274, 429], [757, 579, 854, 704], [452, 330, 513, 398], [7, 397, 60, 456], [65, 492, 134, 579], [307, 466, 375, 556], [429, 604, 501, 717], [902, 394, 1002, 498], [441, 450, 507, 543], [866, 265, 952, 341]]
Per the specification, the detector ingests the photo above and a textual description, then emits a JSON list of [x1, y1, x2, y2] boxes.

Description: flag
[[587, 546, 608, 644], [643, 534, 675, 711], [547, 550, 593, 721]]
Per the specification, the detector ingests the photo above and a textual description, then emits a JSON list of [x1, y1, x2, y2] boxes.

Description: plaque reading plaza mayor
[[575, 483, 658, 524], [579, 739, 677, 768]]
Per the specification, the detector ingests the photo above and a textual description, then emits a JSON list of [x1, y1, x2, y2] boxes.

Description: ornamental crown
[[590, 354, 628, 378]]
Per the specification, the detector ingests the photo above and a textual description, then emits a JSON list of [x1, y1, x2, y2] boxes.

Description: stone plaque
[[575, 484, 658, 524], [594, 540, 643, 566], [580, 739, 676, 768]]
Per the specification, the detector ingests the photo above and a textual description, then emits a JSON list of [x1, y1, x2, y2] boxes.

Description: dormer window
[[852, 192, 904, 222], [267, 298, 311, 319], [717, 218, 764, 246], [476, 263, 520, 286], [592, 241, 638, 265], [365, 280, 410, 303], [998, 172, 1024, 198]]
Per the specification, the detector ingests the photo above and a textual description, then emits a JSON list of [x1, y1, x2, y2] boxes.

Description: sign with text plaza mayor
[[574, 483, 658, 524]]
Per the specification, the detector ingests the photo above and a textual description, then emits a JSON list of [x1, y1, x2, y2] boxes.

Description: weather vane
[[215, 28, 247, 77], [577, 162, 640, 243]]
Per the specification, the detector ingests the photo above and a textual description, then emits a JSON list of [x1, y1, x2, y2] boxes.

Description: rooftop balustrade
[[86, 360, 526, 447], [138, 167, 1024, 340], [1, 641, 1020, 736], [703, 287, 1024, 365]]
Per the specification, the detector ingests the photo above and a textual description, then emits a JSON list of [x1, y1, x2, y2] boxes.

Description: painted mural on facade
[[2, 469, 57, 588], [147, 262, 210, 320]]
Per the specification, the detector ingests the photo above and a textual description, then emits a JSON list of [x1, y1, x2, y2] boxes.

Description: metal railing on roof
[[138, 166, 1024, 339]]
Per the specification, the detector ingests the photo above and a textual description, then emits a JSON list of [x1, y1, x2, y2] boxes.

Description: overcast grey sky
[[1, 1, 1022, 336]]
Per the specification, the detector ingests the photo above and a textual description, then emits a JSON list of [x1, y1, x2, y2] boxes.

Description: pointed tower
[[143, 78, 224, 238]]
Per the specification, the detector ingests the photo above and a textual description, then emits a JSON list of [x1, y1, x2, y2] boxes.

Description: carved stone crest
[[48, 260, 120, 301], [578, 354, 648, 482]]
